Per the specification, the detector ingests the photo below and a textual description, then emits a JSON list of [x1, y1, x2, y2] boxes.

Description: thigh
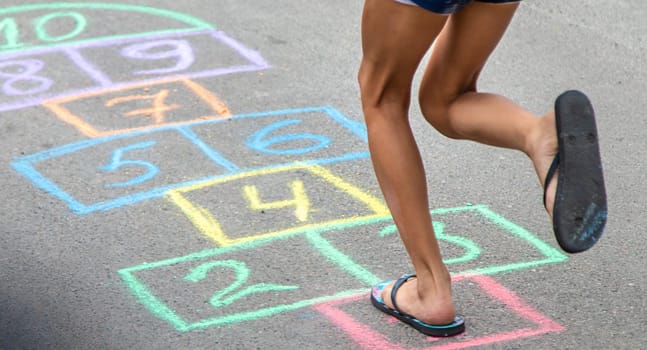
[[395, 0, 471, 14], [419, 1, 519, 102], [359, 0, 447, 107]]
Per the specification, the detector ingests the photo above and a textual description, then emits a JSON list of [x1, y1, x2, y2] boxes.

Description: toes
[[380, 281, 396, 308]]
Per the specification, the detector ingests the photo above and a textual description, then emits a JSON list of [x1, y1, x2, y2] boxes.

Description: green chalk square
[[314, 204, 568, 281], [118, 204, 566, 332], [118, 233, 370, 332]]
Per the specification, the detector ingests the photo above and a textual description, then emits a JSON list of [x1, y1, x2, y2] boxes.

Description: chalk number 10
[[0, 11, 87, 49]]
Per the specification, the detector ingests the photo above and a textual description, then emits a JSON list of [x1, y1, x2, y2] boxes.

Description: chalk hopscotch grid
[[3, 4, 571, 347], [0, 29, 269, 112], [313, 205, 568, 278], [0, 2, 215, 56], [43, 78, 233, 138], [314, 274, 565, 350], [118, 204, 566, 331], [118, 231, 371, 332], [11, 106, 370, 214], [164, 163, 389, 247]]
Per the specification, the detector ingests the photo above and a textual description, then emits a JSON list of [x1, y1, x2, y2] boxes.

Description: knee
[[358, 60, 411, 121], [357, 65, 377, 107], [418, 94, 460, 139]]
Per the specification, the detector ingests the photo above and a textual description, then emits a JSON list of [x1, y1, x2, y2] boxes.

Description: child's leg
[[358, 0, 455, 325], [360, 0, 533, 325], [418, 1, 558, 215]]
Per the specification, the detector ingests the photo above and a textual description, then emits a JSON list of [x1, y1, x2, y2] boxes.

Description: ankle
[[523, 117, 545, 159], [528, 112, 558, 159], [416, 267, 452, 298]]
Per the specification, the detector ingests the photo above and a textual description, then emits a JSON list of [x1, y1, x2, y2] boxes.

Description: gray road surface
[[1, 1, 646, 349]]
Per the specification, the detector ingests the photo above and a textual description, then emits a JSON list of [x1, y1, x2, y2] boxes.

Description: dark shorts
[[402, 0, 520, 14]]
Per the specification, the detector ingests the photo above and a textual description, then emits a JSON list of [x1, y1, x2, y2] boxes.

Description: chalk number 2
[[184, 260, 298, 308]]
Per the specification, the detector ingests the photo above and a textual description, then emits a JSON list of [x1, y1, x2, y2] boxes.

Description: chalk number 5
[[100, 141, 159, 188]]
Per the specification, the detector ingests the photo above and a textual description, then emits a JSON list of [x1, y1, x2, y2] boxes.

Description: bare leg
[[359, 0, 553, 326], [359, 0, 454, 325], [419, 1, 558, 215]]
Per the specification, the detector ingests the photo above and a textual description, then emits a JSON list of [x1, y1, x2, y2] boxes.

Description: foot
[[528, 111, 559, 218], [380, 274, 456, 325]]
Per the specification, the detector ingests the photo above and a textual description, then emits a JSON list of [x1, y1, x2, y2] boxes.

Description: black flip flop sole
[[370, 292, 465, 337], [552, 90, 607, 253]]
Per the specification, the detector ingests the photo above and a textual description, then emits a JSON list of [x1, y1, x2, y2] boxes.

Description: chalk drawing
[[44, 78, 229, 137], [12, 106, 369, 214], [0, 29, 268, 112], [3, 3, 572, 346], [380, 221, 481, 265], [104, 90, 180, 125], [120, 203, 566, 331], [118, 232, 371, 332], [247, 119, 331, 156], [120, 39, 195, 75], [0, 59, 52, 96], [314, 274, 565, 350], [0, 3, 213, 54], [0, 11, 87, 50], [183, 259, 299, 308], [317, 204, 567, 278], [243, 180, 311, 222], [100, 141, 159, 188], [0, 17, 21, 49], [33, 11, 87, 43], [165, 164, 389, 246]]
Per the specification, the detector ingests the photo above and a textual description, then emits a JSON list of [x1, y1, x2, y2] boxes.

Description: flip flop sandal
[[544, 90, 607, 253], [370, 274, 465, 337]]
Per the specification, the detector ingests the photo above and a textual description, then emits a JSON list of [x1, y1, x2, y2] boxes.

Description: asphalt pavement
[[1, 1, 646, 349]]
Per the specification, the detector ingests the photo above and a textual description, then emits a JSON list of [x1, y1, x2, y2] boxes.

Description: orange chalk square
[[44, 78, 230, 137]]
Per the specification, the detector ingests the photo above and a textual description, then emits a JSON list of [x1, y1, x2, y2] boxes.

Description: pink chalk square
[[313, 275, 565, 350]]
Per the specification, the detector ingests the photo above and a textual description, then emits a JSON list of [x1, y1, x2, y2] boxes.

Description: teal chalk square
[[118, 233, 370, 332], [315, 204, 568, 280], [118, 205, 566, 331]]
